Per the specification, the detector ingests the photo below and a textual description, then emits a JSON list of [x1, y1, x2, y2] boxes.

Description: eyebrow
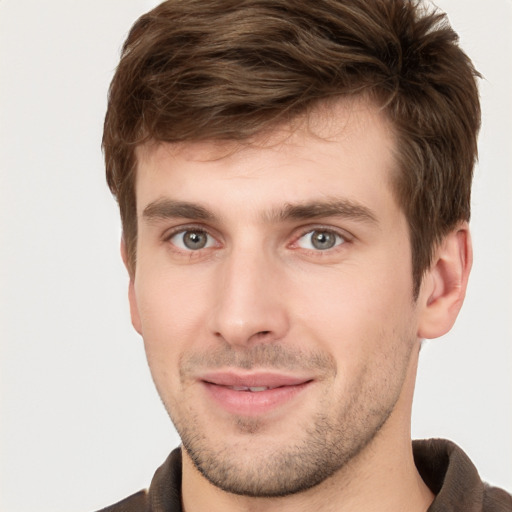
[[269, 199, 378, 224], [143, 199, 213, 222], [142, 197, 377, 225]]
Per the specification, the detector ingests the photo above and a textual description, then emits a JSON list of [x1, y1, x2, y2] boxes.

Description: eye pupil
[[183, 231, 207, 250], [311, 231, 336, 250]]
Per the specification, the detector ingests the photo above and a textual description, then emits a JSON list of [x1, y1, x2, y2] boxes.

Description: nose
[[208, 246, 290, 347]]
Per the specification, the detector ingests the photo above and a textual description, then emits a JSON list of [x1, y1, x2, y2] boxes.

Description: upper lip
[[200, 371, 313, 388]]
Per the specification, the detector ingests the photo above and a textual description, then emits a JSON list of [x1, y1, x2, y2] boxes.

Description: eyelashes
[[295, 229, 347, 251], [168, 229, 217, 251], [163, 224, 352, 256]]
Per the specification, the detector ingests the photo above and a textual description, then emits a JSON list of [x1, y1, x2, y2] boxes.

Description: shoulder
[[483, 484, 512, 512], [413, 439, 512, 512], [95, 490, 148, 512], [93, 448, 183, 512]]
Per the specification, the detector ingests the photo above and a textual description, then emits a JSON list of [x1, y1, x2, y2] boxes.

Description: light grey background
[[1, 1, 510, 511]]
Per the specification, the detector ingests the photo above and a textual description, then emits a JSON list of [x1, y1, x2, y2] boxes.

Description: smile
[[199, 372, 313, 416]]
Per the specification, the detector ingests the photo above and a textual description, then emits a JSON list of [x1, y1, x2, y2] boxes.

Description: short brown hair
[[103, 0, 480, 295]]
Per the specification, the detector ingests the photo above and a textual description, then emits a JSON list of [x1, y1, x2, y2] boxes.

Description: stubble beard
[[176, 399, 394, 498], [163, 342, 413, 498]]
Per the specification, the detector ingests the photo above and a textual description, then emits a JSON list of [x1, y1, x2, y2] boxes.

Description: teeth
[[227, 385, 273, 392]]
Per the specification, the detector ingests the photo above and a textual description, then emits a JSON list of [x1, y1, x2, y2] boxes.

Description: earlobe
[[121, 239, 142, 335], [417, 224, 472, 339], [128, 280, 143, 335]]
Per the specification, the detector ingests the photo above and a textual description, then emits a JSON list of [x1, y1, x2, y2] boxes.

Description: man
[[99, 0, 511, 510]]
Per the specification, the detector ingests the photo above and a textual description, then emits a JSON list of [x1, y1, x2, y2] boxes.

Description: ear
[[121, 238, 142, 335], [417, 223, 472, 339]]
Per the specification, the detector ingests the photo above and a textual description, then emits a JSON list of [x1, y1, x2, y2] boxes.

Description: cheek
[[291, 260, 415, 373], [134, 267, 211, 376]]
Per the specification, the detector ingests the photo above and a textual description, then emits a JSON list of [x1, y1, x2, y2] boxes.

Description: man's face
[[129, 100, 425, 496]]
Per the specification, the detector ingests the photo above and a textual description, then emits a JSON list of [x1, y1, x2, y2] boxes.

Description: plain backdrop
[[1, 1, 511, 511]]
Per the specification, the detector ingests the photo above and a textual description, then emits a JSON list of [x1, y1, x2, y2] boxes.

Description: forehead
[[134, 98, 398, 215]]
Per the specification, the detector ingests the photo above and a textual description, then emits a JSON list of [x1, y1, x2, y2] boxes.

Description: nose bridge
[[209, 241, 288, 346]]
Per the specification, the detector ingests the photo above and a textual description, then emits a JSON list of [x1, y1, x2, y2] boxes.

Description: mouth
[[219, 385, 282, 392], [199, 371, 313, 416]]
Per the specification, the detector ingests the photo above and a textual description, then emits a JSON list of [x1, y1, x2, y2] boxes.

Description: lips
[[199, 371, 312, 416]]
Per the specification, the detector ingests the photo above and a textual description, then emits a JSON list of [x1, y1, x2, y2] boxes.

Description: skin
[[125, 99, 471, 512]]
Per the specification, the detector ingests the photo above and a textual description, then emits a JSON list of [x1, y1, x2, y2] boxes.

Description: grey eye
[[183, 231, 208, 250], [170, 230, 215, 250], [297, 230, 345, 251]]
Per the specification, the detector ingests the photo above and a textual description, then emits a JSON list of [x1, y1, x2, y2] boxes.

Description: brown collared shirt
[[97, 439, 512, 511]]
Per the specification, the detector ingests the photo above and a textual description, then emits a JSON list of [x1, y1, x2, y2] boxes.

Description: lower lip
[[202, 381, 311, 416]]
